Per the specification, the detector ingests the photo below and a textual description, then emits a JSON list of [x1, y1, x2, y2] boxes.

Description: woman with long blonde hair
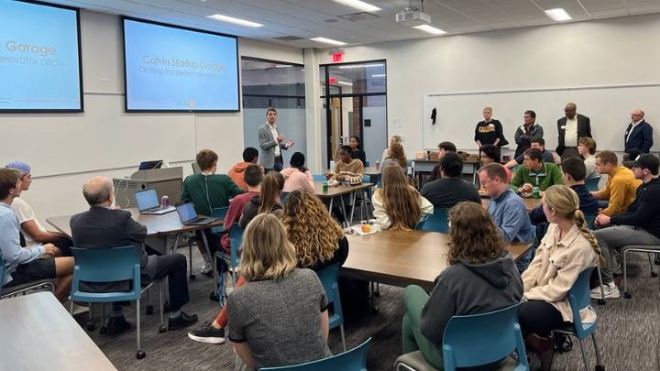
[[372, 163, 433, 230], [227, 214, 331, 369], [519, 185, 603, 370], [401, 202, 523, 368], [281, 190, 348, 270]]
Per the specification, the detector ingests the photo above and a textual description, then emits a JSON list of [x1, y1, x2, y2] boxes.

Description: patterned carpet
[[83, 249, 660, 371]]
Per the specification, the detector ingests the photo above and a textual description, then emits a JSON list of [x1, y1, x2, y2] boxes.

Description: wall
[[0, 10, 302, 222], [320, 13, 660, 155]]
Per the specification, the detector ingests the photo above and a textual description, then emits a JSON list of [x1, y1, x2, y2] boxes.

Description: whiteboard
[[0, 94, 197, 177], [422, 84, 660, 153]]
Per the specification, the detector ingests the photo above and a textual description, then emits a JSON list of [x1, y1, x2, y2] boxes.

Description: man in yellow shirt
[[591, 151, 641, 216]]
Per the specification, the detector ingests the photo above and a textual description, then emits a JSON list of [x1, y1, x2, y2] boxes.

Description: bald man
[[556, 102, 591, 161], [624, 108, 653, 160], [70, 176, 197, 334]]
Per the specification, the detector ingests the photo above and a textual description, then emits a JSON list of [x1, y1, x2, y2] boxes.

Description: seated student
[[228, 214, 331, 369], [505, 138, 555, 169], [373, 163, 433, 231], [350, 136, 367, 166], [0, 168, 74, 303], [328, 145, 365, 185], [382, 142, 408, 171], [510, 148, 563, 195], [239, 171, 284, 228], [480, 144, 512, 181], [578, 137, 598, 179], [421, 152, 481, 209], [280, 152, 314, 194], [381, 135, 402, 165], [188, 189, 347, 345], [429, 142, 457, 181], [592, 154, 660, 299], [591, 151, 641, 216], [479, 163, 533, 244], [402, 201, 523, 369], [228, 147, 259, 191], [220, 164, 263, 254], [6, 161, 73, 256], [182, 149, 243, 274], [71, 176, 197, 333], [519, 185, 601, 370], [529, 157, 600, 240]]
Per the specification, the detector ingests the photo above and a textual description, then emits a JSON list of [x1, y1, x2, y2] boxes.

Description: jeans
[[594, 225, 660, 283], [402, 285, 443, 369]]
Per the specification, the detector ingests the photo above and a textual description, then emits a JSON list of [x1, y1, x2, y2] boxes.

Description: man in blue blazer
[[258, 107, 294, 172], [624, 109, 653, 159]]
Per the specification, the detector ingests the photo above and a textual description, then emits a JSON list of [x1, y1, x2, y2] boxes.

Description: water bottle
[[532, 187, 540, 199]]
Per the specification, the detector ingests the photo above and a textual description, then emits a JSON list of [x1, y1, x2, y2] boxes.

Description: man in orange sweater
[[227, 147, 258, 191], [591, 151, 641, 216]]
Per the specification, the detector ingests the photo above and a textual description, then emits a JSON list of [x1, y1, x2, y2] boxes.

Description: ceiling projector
[[395, 8, 431, 26]]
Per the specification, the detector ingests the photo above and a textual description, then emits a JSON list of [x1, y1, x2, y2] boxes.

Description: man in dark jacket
[[556, 102, 591, 161], [624, 109, 653, 159], [71, 176, 197, 334]]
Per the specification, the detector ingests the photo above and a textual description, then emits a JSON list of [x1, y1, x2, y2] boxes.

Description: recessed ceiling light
[[310, 37, 347, 46], [207, 14, 264, 28], [413, 24, 446, 35], [337, 80, 354, 86], [371, 74, 386, 78], [545, 8, 572, 22], [338, 63, 384, 69], [274, 64, 292, 68], [333, 0, 381, 13]]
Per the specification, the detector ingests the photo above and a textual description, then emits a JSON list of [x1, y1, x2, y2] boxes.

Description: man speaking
[[258, 107, 294, 172]]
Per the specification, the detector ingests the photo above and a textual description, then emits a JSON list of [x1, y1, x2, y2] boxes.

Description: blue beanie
[[6, 161, 31, 175]]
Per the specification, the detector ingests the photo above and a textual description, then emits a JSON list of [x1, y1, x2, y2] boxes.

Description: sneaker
[[590, 282, 620, 299], [105, 316, 132, 335], [188, 323, 226, 344], [200, 263, 213, 276], [168, 311, 199, 330]]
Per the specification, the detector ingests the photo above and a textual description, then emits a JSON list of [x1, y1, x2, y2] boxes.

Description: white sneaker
[[590, 282, 620, 299], [200, 263, 213, 275]]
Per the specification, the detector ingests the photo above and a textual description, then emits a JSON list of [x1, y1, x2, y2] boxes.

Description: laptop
[[176, 202, 218, 226], [138, 160, 163, 170], [134, 189, 176, 215]]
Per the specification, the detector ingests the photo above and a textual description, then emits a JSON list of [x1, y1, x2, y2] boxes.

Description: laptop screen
[[176, 202, 197, 223], [134, 189, 159, 211]]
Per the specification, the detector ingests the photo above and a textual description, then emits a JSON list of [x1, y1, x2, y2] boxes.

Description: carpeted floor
[[80, 249, 660, 371]]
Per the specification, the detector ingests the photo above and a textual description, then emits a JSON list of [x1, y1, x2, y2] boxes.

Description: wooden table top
[[47, 208, 222, 238], [342, 230, 530, 290], [314, 182, 374, 198], [0, 292, 117, 371]]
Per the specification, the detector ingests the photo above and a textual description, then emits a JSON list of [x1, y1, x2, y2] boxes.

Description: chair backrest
[[313, 174, 326, 182], [420, 208, 450, 233], [191, 162, 202, 174], [415, 214, 431, 230], [585, 176, 601, 191], [211, 207, 229, 219], [280, 192, 289, 204], [442, 302, 528, 370], [567, 267, 596, 338], [70, 246, 142, 299], [259, 337, 371, 371], [229, 224, 245, 268], [315, 264, 344, 328]]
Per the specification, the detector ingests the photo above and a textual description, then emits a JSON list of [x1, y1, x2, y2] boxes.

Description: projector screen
[[0, 0, 83, 112], [123, 18, 240, 112]]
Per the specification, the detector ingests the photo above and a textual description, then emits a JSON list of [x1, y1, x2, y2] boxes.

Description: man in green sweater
[[181, 149, 243, 275], [510, 148, 563, 195]]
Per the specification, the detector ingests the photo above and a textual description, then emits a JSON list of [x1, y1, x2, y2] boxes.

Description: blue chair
[[209, 206, 229, 233], [70, 246, 163, 360], [585, 176, 601, 191], [554, 267, 604, 371], [280, 192, 290, 204], [316, 264, 347, 351], [215, 224, 245, 301], [313, 174, 326, 182], [260, 337, 371, 371], [419, 208, 450, 233], [0, 252, 54, 299], [415, 214, 431, 230]]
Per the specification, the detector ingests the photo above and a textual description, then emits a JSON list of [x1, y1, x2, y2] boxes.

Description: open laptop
[[138, 160, 163, 170], [134, 189, 176, 215], [176, 202, 218, 226]]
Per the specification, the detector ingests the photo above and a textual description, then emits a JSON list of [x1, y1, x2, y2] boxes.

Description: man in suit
[[70, 176, 197, 334], [258, 107, 294, 172], [624, 108, 653, 159], [556, 102, 591, 161]]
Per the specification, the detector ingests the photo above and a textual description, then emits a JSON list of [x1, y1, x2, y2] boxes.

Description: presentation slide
[[123, 18, 240, 112], [0, 0, 82, 111]]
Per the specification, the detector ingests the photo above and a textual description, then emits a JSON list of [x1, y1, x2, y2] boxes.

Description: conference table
[[342, 230, 530, 291], [0, 292, 117, 371], [314, 182, 374, 224]]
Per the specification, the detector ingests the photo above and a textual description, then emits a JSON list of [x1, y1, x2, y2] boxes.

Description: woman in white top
[[578, 137, 598, 179], [372, 163, 433, 230]]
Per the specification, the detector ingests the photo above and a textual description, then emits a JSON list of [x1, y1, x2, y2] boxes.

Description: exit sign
[[331, 51, 344, 63]]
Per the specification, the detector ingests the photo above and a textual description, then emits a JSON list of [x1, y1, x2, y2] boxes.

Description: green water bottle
[[532, 186, 540, 199], [322, 181, 329, 193]]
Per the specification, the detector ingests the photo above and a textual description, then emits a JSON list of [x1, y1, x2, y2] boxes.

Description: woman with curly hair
[[400, 201, 523, 368], [382, 142, 407, 170], [373, 163, 433, 231], [281, 190, 349, 271]]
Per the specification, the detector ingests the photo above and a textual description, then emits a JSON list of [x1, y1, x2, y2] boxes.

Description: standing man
[[556, 102, 591, 161], [513, 110, 544, 160], [624, 108, 653, 160], [258, 107, 294, 172]]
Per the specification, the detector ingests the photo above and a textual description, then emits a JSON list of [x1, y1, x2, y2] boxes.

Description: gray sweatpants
[[594, 225, 660, 283]]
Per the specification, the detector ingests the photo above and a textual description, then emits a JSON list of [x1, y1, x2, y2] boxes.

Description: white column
[[304, 48, 323, 173]]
